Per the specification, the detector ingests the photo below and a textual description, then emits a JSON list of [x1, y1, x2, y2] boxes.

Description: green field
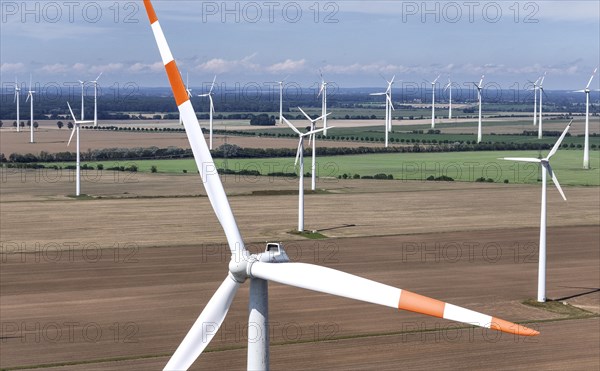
[[51, 150, 599, 186]]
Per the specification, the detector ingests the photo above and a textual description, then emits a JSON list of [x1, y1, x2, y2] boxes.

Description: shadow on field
[[553, 286, 600, 301]]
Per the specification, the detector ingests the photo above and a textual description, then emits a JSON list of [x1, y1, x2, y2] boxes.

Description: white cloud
[[266, 59, 306, 74], [194, 54, 260, 74], [128, 62, 164, 73], [1, 62, 26, 73]]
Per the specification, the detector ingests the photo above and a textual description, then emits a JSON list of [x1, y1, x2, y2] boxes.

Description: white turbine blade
[[67, 125, 76, 147], [585, 68, 597, 89], [572, 89, 586, 93], [547, 120, 572, 159], [67, 102, 77, 122], [209, 75, 217, 93], [433, 74, 441, 84], [478, 75, 485, 88], [297, 107, 313, 122], [250, 262, 539, 336], [370, 92, 386, 96], [294, 139, 302, 167], [387, 95, 395, 111], [544, 163, 566, 201], [501, 157, 542, 163], [389, 75, 396, 85], [143, 0, 247, 259], [314, 112, 331, 122], [95, 72, 103, 82], [282, 116, 302, 135], [198, 93, 209, 97], [304, 126, 330, 138], [164, 276, 240, 371], [26, 94, 30, 103], [539, 73, 546, 87]]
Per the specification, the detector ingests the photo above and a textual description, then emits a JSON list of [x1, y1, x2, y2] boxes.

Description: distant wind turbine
[[473, 75, 485, 143], [298, 107, 331, 191], [370, 75, 395, 148], [444, 77, 452, 120], [537, 73, 547, 139], [574, 67, 598, 169], [91, 73, 102, 127], [501, 121, 572, 302], [181, 72, 193, 126], [199, 76, 217, 150], [282, 115, 329, 231], [277, 76, 289, 125], [427, 75, 441, 128], [13, 77, 20, 132], [529, 76, 541, 127], [66, 102, 94, 196], [25, 75, 35, 143], [318, 71, 329, 136]]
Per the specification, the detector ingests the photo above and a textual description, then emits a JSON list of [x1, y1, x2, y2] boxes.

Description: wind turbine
[[370, 75, 395, 147], [199, 76, 217, 150], [318, 71, 329, 136], [78, 79, 86, 120], [428, 74, 441, 128], [473, 75, 485, 143], [537, 73, 547, 139], [282, 114, 329, 231], [66, 102, 94, 196], [142, 2, 539, 369], [444, 77, 452, 120], [574, 67, 598, 169], [297, 107, 331, 191], [13, 78, 20, 133], [529, 76, 540, 126], [501, 121, 571, 302], [25, 75, 35, 143], [90, 72, 102, 127], [277, 75, 289, 125]]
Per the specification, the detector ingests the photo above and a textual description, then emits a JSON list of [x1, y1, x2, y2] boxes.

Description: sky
[[1, 0, 599, 95]]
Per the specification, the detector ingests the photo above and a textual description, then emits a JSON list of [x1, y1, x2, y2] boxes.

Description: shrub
[[151, 165, 157, 173]]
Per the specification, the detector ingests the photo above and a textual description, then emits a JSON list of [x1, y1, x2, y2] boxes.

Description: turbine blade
[[295, 139, 302, 167], [545, 163, 566, 201], [585, 68, 597, 89], [67, 125, 76, 147], [370, 92, 387, 96], [250, 262, 539, 337], [67, 102, 77, 122], [314, 112, 331, 122], [209, 75, 216, 93], [304, 126, 331, 137], [282, 116, 302, 135], [143, 0, 247, 259], [164, 276, 240, 371], [547, 120, 572, 159], [298, 107, 313, 122], [95, 72, 103, 81], [572, 89, 586, 93], [501, 157, 542, 163]]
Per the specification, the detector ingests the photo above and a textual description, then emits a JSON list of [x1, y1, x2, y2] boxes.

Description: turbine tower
[[199, 76, 217, 150], [537, 73, 547, 139], [282, 114, 329, 231], [502, 121, 571, 302], [25, 75, 35, 143], [530, 76, 540, 126], [474, 75, 485, 143], [90, 72, 102, 127], [13, 78, 21, 132], [444, 77, 452, 120], [142, 2, 539, 370], [66, 102, 94, 196], [574, 67, 598, 169], [428, 74, 441, 128]]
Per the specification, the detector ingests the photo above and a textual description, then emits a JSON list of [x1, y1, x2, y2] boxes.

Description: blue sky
[[1, 1, 599, 91]]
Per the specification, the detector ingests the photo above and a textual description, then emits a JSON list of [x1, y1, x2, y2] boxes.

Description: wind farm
[[1, 1, 599, 371]]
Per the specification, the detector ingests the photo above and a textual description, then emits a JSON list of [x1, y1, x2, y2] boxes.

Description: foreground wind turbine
[[537, 73, 547, 139], [298, 107, 331, 191], [25, 75, 35, 143], [283, 114, 329, 231], [142, 2, 538, 369], [473, 75, 485, 143], [501, 121, 572, 302], [277, 75, 289, 125], [199, 76, 217, 150], [90, 72, 102, 127], [318, 71, 329, 136], [574, 67, 598, 169], [370, 75, 395, 147], [66, 102, 94, 196], [428, 75, 441, 128], [13, 78, 20, 132], [444, 77, 452, 120], [78, 79, 86, 120]]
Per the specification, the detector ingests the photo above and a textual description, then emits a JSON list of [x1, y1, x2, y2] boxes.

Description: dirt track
[[1, 169, 599, 370]]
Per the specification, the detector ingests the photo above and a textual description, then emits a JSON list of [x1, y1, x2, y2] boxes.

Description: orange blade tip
[[490, 317, 539, 336]]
